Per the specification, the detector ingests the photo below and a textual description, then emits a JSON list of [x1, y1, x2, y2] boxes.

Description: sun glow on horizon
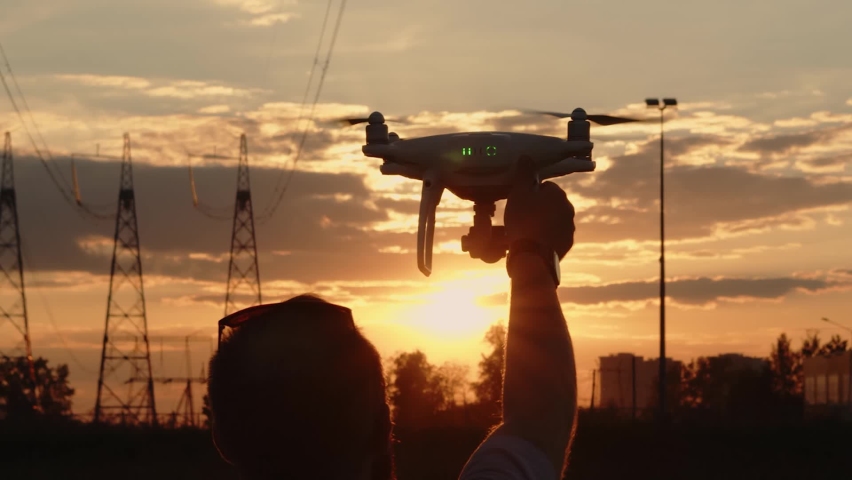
[[393, 272, 507, 341]]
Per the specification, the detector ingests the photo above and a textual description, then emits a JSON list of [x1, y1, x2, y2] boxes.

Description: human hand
[[504, 157, 576, 259]]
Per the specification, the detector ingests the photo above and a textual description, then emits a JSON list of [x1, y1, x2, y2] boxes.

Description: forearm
[[500, 254, 578, 473]]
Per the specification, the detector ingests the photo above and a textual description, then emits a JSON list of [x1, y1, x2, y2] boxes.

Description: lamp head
[[645, 98, 660, 108]]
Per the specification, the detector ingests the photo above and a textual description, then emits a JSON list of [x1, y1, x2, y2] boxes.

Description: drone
[[342, 108, 647, 277]]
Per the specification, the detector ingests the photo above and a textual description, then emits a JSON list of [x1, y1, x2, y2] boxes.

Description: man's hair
[[208, 294, 394, 479]]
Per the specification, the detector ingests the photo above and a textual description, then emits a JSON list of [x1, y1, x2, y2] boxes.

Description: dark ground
[[1, 415, 851, 479]]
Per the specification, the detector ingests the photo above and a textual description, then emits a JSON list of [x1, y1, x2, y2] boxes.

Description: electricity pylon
[[128, 335, 207, 428], [224, 134, 261, 316], [93, 133, 157, 425], [0, 132, 36, 401]]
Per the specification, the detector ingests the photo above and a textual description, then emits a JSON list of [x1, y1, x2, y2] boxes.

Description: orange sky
[[1, 0, 851, 415]]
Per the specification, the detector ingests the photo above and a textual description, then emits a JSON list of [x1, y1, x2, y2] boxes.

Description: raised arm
[[459, 169, 579, 480], [501, 250, 577, 476], [500, 174, 578, 477]]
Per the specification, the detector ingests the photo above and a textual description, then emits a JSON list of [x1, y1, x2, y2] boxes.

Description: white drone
[[342, 108, 646, 276]]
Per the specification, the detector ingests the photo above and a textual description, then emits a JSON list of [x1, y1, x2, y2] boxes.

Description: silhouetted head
[[208, 294, 394, 480]]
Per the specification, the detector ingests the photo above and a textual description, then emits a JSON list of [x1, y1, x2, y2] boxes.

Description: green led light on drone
[[462, 147, 472, 156], [486, 146, 497, 156]]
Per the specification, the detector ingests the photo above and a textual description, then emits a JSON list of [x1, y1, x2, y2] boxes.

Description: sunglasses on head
[[217, 300, 355, 347]]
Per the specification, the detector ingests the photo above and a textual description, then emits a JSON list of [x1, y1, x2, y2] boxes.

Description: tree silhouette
[[818, 335, 848, 356], [680, 359, 705, 408], [472, 322, 505, 415], [387, 350, 447, 429], [436, 362, 470, 407], [801, 332, 821, 359], [201, 393, 212, 429], [679, 355, 771, 421], [0, 356, 74, 420], [770, 333, 800, 396]]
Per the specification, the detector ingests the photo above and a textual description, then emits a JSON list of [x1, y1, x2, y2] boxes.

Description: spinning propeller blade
[[521, 109, 650, 126], [338, 116, 408, 127], [586, 114, 648, 126]]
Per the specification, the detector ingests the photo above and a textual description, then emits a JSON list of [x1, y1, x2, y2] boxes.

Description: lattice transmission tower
[[0, 132, 36, 398], [129, 335, 207, 428], [224, 134, 261, 316], [93, 133, 157, 425]]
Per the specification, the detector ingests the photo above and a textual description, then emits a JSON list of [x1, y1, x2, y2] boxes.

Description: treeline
[[2, 328, 848, 428], [381, 328, 852, 429], [627, 332, 849, 424], [0, 356, 74, 421], [384, 323, 506, 430], [0, 323, 509, 428]]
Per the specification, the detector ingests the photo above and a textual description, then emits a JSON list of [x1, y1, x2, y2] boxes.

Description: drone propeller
[[338, 116, 409, 127], [522, 109, 650, 126]]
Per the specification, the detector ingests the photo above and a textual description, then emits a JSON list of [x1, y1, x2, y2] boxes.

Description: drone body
[[350, 108, 641, 276], [364, 129, 594, 204]]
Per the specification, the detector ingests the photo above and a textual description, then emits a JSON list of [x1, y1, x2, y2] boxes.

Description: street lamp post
[[645, 97, 677, 421], [821, 317, 852, 336]]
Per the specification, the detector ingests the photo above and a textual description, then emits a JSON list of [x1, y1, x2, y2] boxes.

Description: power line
[[256, 0, 348, 224], [0, 41, 113, 221], [0, 42, 72, 193], [19, 240, 94, 374], [292, 0, 335, 139], [186, 152, 236, 220], [0, 55, 76, 208], [254, 0, 335, 223]]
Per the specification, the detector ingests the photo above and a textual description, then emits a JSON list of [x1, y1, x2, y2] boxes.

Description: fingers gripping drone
[[351, 108, 647, 276]]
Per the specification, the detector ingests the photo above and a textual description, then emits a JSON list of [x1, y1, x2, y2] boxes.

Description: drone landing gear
[[461, 202, 508, 264]]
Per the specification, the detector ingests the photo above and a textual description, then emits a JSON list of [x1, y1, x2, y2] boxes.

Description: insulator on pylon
[[188, 159, 199, 207], [71, 160, 82, 205]]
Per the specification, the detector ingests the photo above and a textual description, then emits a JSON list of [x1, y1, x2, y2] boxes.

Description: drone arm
[[417, 175, 444, 277], [380, 162, 423, 180], [538, 158, 597, 180]]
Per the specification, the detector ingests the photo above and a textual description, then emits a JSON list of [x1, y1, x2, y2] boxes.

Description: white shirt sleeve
[[458, 433, 558, 480]]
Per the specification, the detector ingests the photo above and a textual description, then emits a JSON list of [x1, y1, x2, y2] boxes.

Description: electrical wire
[[291, 0, 335, 143], [20, 239, 94, 374], [256, 0, 348, 224], [248, 0, 334, 225], [0, 41, 113, 221], [186, 152, 235, 220], [0, 42, 75, 194]]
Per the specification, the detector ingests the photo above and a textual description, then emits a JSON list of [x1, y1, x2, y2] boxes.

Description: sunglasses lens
[[217, 302, 353, 347]]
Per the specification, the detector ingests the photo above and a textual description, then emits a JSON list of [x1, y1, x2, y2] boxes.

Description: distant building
[[803, 350, 852, 419], [595, 352, 767, 417], [596, 353, 682, 415]]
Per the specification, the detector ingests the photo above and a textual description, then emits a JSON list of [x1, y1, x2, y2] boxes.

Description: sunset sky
[[1, 0, 851, 415]]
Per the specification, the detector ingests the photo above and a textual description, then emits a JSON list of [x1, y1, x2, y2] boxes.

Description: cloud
[[738, 128, 839, 155], [10, 152, 490, 287], [54, 74, 152, 90], [569, 136, 852, 243], [481, 274, 848, 308], [248, 12, 298, 26], [797, 153, 852, 173], [198, 105, 231, 114], [53, 74, 260, 100], [559, 276, 840, 306], [146, 81, 256, 99], [3, 100, 852, 296], [757, 89, 825, 100], [212, 0, 298, 26]]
